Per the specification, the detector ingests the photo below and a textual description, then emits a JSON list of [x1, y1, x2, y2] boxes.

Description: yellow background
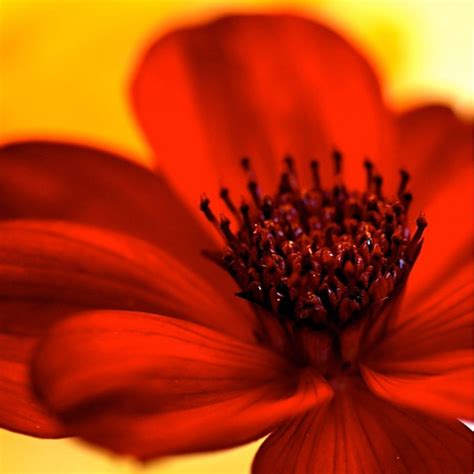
[[0, 0, 472, 473]]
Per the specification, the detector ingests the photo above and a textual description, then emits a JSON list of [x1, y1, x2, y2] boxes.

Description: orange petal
[[0, 219, 254, 340], [252, 382, 472, 473], [396, 105, 472, 209], [0, 141, 237, 296], [33, 310, 332, 459], [132, 14, 394, 212], [363, 254, 473, 420], [0, 218, 257, 435], [395, 106, 473, 294], [0, 327, 65, 437], [362, 351, 474, 420]]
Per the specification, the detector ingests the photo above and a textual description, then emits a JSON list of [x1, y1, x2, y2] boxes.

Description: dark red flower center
[[201, 152, 426, 337]]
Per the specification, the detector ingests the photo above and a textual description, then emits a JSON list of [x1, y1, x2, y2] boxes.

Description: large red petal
[[0, 219, 255, 436], [363, 255, 473, 419], [33, 310, 332, 459], [132, 14, 394, 212], [1, 300, 92, 437], [0, 141, 237, 295], [0, 219, 252, 339], [361, 350, 474, 420], [0, 314, 65, 438], [368, 108, 474, 413], [395, 106, 473, 293], [252, 382, 472, 473], [396, 105, 472, 208]]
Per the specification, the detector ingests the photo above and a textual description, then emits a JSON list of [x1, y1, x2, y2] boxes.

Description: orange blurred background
[[0, 0, 472, 473]]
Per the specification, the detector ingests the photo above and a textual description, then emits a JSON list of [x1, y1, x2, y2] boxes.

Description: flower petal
[[396, 106, 473, 293], [132, 14, 394, 210], [33, 310, 333, 459], [0, 219, 253, 340], [363, 253, 473, 419], [361, 354, 474, 421], [378, 110, 473, 381], [396, 105, 472, 208], [252, 382, 472, 474], [375, 257, 473, 357], [0, 323, 65, 437], [0, 300, 95, 437], [0, 219, 256, 435], [0, 140, 236, 294]]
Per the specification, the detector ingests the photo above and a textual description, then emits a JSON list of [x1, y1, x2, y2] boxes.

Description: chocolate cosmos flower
[[0, 14, 472, 473]]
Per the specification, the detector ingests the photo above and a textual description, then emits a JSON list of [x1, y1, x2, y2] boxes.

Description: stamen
[[333, 149, 343, 176], [406, 213, 427, 262], [240, 200, 253, 238], [398, 169, 410, 198], [373, 174, 383, 198], [200, 195, 216, 224], [310, 160, 321, 190], [241, 156, 251, 172], [413, 213, 428, 242], [284, 154, 296, 174], [279, 172, 293, 194], [199, 195, 222, 236], [219, 187, 238, 218], [284, 154, 299, 191], [402, 191, 413, 214], [219, 214, 236, 243], [364, 159, 373, 191], [241, 157, 261, 206], [201, 153, 426, 333], [261, 196, 273, 220], [248, 180, 261, 207]]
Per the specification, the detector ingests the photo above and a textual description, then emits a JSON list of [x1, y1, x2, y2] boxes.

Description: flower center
[[200, 152, 426, 333]]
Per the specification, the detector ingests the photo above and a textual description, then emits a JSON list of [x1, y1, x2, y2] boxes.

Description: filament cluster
[[201, 152, 426, 331]]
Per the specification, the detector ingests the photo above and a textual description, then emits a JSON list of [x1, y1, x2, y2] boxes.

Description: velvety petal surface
[[252, 382, 472, 474], [361, 355, 474, 421], [396, 105, 472, 208], [0, 219, 255, 435], [33, 310, 333, 459], [0, 141, 238, 296], [362, 106, 474, 420], [0, 303, 68, 437], [363, 253, 473, 419], [395, 105, 473, 293], [0, 219, 252, 339], [132, 14, 394, 212]]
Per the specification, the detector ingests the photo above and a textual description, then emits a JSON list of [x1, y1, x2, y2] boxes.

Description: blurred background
[[0, 0, 472, 473]]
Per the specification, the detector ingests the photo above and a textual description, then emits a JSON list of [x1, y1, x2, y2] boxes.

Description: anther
[[284, 154, 299, 191], [402, 191, 412, 214], [333, 149, 343, 176], [413, 213, 428, 241], [248, 180, 261, 206], [261, 196, 273, 220], [200, 195, 216, 223], [200, 195, 221, 233], [284, 154, 296, 174], [241, 156, 262, 206], [241, 157, 251, 171], [279, 173, 292, 194], [310, 160, 321, 190], [364, 159, 374, 191], [240, 200, 253, 238], [219, 214, 236, 243], [398, 169, 410, 198], [373, 174, 383, 198], [406, 213, 427, 261], [219, 187, 239, 218], [202, 151, 425, 332]]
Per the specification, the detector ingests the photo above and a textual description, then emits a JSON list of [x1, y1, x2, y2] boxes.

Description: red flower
[[0, 13, 472, 472]]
